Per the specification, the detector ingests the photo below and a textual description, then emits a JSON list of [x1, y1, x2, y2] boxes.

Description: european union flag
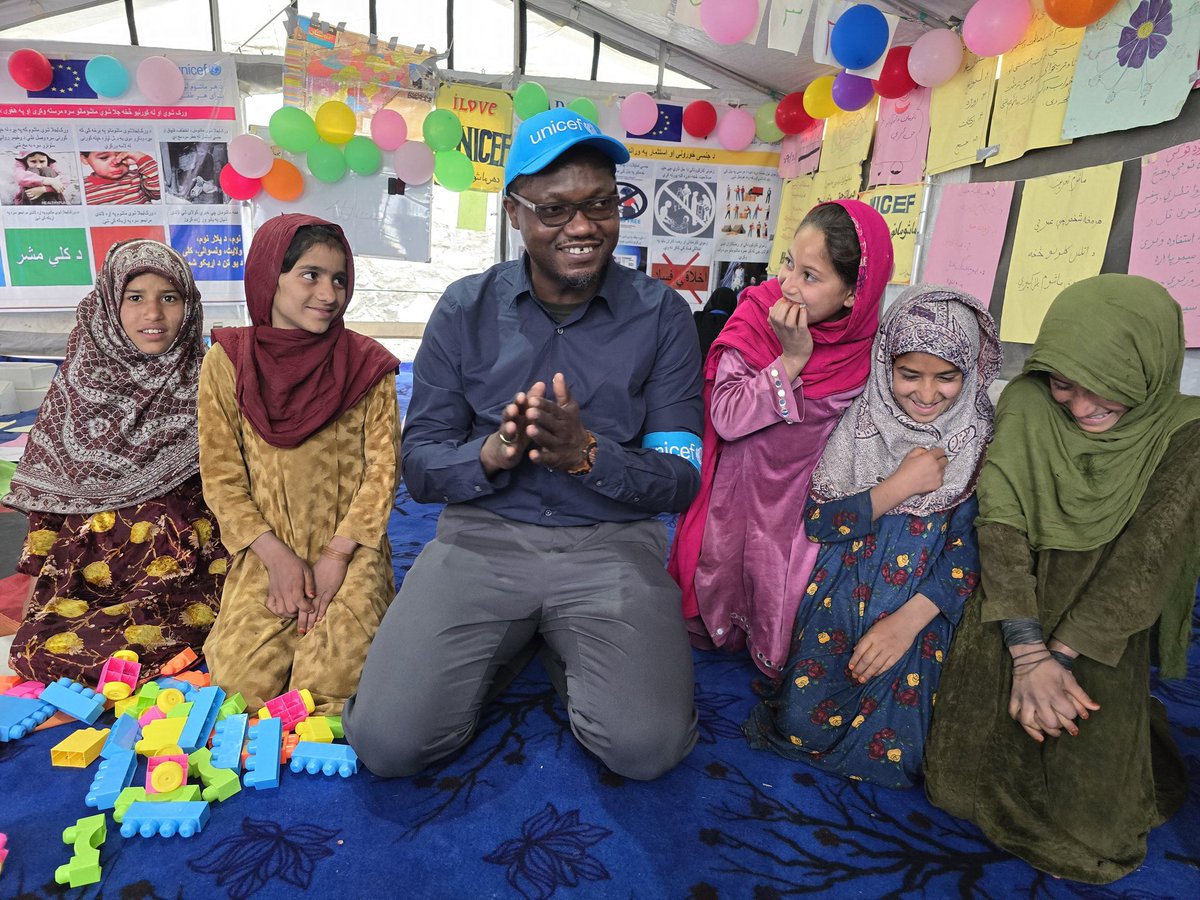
[[626, 103, 683, 143], [27, 59, 97, 100]]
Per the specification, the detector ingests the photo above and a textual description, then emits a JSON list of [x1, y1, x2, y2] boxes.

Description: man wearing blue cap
[[344, 108, 704, 781]]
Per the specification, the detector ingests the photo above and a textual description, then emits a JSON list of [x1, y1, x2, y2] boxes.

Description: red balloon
[[1044, 0, 1119, 27], [872, 46, 917, 99], [219, 164, 261, 201], [8, 49, 53, 91], [682, 100, 718, 138], [774, 91, 813, 135]]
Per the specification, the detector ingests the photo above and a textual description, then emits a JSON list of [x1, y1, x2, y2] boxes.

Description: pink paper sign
[[921, 181, 1016, 306], [778, 118, 824, 179], [870, 87, 930, 187], [1130, 139, 1200, 348]]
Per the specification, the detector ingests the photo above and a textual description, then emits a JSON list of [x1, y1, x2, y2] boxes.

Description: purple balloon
[[831, 71, 876, 112]]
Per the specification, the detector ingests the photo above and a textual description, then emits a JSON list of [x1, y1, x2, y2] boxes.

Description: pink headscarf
[[669, 198, 894, 618]]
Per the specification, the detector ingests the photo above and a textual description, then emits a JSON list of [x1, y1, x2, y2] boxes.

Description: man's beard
[[558, 258, 608, 291]]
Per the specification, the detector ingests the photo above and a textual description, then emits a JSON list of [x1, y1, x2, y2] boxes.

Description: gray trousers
[[343, 505, 698, 781]]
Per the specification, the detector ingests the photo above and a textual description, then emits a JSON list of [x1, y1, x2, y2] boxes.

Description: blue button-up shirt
[[402, 258, 703, 526]]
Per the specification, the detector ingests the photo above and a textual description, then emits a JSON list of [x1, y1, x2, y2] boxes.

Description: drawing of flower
[[1118, 0, 1172, 69], [187, 817, 340, 899], [483, 803, 612, 900]]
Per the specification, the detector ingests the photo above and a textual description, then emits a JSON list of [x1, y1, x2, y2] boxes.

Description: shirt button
[[595, 479, 603, 486], [770, 368, 779, 378], [715, 627, 725, 636], [556, 327, 564, 335], [777, 389, 785, 397], [543, 509, 554, 517], [442, 496, 450, 502]]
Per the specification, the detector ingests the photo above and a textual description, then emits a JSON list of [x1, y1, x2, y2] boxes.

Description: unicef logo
[[210, 65, 222, 76]]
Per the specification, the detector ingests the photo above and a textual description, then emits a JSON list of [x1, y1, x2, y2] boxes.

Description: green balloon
[[344, 135, 382, 175], [423, 109, 463, 153], [434, 149, 475, 192], [513, 81, 549, 121], [306, 140, 347, 183], [269, 106, 318, 154], [567, 97, 599, 124], [755, 102, 785, 144]]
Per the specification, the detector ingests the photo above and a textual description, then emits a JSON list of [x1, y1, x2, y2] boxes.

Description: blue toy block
[[154, 677, 195, 697], [178, 685, 225, 753], [85, 749, 137, 810], [100, 714, 141, 759], [242, 717, 282, 790], [40, 678, 105, 725], [0, 694, 54, 741], [121, 800, 210, 838], [209, 713, 248, 770], [289, 741, 359, 778]]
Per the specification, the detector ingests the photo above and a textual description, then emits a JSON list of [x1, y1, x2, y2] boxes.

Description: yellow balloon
[[315, 100, 357, 145], [803, 76, 839, 120]]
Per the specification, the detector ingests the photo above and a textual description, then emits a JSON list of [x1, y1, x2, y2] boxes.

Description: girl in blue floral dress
[[744, 285, 1001, 787]]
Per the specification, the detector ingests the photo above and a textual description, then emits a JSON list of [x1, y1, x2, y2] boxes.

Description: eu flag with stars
[[626, 103, 682, 143], [27, 59, 98, 100]]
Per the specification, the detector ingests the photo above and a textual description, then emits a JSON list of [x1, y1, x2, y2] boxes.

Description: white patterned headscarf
[[4, 240, 204, 515], [810, 284, 1002, 516]]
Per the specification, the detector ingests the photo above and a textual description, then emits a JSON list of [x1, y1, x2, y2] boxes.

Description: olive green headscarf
[[978, 274, 1200, 551]]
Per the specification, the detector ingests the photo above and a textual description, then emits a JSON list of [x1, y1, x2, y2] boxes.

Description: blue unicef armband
[[642, 431, 702, 471]]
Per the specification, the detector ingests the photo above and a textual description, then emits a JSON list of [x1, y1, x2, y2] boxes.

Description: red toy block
[[98, 651, 141, 701], [257, 689, 314, 731], [158, 648, 198, 676]]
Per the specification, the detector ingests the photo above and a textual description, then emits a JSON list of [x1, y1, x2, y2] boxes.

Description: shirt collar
[[509, 255, 618, 317]]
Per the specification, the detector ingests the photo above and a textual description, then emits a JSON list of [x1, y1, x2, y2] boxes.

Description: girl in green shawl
[[924, 274, 1200, 884]]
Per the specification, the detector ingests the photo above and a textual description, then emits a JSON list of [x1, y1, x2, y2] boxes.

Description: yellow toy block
[[295, 717, 334, 743], [51, 727, 110, 767], [156, 688, 186, 713], [135, 717, 187, 755]]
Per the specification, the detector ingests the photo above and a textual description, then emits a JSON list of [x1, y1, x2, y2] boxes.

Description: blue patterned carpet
[[1, 364, 1198, 899]]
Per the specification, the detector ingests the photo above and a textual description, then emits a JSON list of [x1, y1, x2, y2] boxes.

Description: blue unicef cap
[[504, 108, 630, 192]]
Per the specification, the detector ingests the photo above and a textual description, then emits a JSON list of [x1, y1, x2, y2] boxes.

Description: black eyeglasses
[[507, 192, 620, 227]]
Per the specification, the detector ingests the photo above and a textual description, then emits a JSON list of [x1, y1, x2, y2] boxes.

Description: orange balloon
[[1044, 0, 1119, 27], [261, 158, 304, 202]]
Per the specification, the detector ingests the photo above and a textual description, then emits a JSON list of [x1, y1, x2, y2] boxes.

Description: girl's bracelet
[[321, 545, 353, 563]]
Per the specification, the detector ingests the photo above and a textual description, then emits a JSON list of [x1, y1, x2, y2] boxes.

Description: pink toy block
[[4, 680, 45, 699], [139, 706, 166, 727], [147, 749, 189, 794], [257, 689, 314, 732], [98, 655, 141, 701], [0, 832, 7, 874]]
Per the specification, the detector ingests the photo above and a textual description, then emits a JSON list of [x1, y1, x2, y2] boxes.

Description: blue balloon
[[830, 5, 890, 70], [85, 55, 130, 97]]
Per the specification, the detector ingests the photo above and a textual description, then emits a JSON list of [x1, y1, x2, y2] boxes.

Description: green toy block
[[114, 786, 147, 823], [167, 701, 194, 719], [216, 692, 246, 722], [188, 747, 242, 802], [55, 813, 106, 888], [327, 716, 344, 739], [148, 784, 202, 803]]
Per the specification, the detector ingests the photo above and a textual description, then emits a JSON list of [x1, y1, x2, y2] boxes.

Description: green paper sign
[[5, 228, 93, 287]]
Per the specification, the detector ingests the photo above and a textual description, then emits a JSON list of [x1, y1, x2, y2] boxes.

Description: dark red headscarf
[[212, 214, 398, 448]]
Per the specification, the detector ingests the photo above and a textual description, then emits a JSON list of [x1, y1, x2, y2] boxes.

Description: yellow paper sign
[[768, 176, 816, 273], [1001, 161, 1121, 343], [819, 98, 878, 175], [986, 0, 1084, 168], [926, 53, 997, 176], [858, 184, 924, 284], [456, 190, 489, 231], [436, 84, 514, 193]]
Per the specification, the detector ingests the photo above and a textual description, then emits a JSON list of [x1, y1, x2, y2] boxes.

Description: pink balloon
[[963, 0, 1034, 57], [620, 92, 659, 136], [218, 164, 261, 201], [371, 109, 409, 151], [227, 134, 274, 179], [701, 0, 760, 45], [907, 30, 965, 88], [716, 108, 756, 151], [393, 141, 434, 185], [136, 56, 185, 104]]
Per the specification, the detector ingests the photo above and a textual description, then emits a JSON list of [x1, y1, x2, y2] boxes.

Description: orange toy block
[[0, 674, 22, 692], [174, 671, 211, 689], [280, 732, 300, 764], [51, 727, 110, 767], [158, 648, 198, 676]]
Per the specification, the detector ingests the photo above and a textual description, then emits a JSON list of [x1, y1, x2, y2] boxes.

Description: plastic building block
[[189, 747, 242, 802], [167, 701, 193, 719], [295, 716, 334, 743], [0, 674, 19, 692], [100, 714, 141, 759], [0, 694, 54, 741], [258, 688, 314, 731], [138, 706, 166, 727], [154, 677, 195, 698], [158, 647, 197, 676], [4, 680, 45, 699], [113, 786, 145, 822], [135, 717, 186, 755], [97, 651, 141, 701], [149, 784, 202, 803], [55, 814, 105, 888], [178, 685, 225, 753], [210, 713, 248, 770], [280, 732, 300, 764], [327, 716, 344, 739], [175, 671, 210, 689], [51, 727, 110, 767], [289, 742, 359, 778], [116, 681, 160, 720], [0, 832, 7, 875], [156, 687, 187, 714], [147, 746, 189, 793], [85, 749, 137, 810], [242, 717, 283, 790], [120, 800, 210, 838], [40, 678, 105, 725], [217, 692, 247, 722]]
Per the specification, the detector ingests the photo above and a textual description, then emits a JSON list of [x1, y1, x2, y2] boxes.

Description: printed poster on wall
[[0, 41, 244, 309], [858, 184, 924, 284], [436, 84, 513, 193]]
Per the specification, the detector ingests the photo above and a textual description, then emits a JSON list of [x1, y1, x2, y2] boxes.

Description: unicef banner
[[0, 41, 244, 309]]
